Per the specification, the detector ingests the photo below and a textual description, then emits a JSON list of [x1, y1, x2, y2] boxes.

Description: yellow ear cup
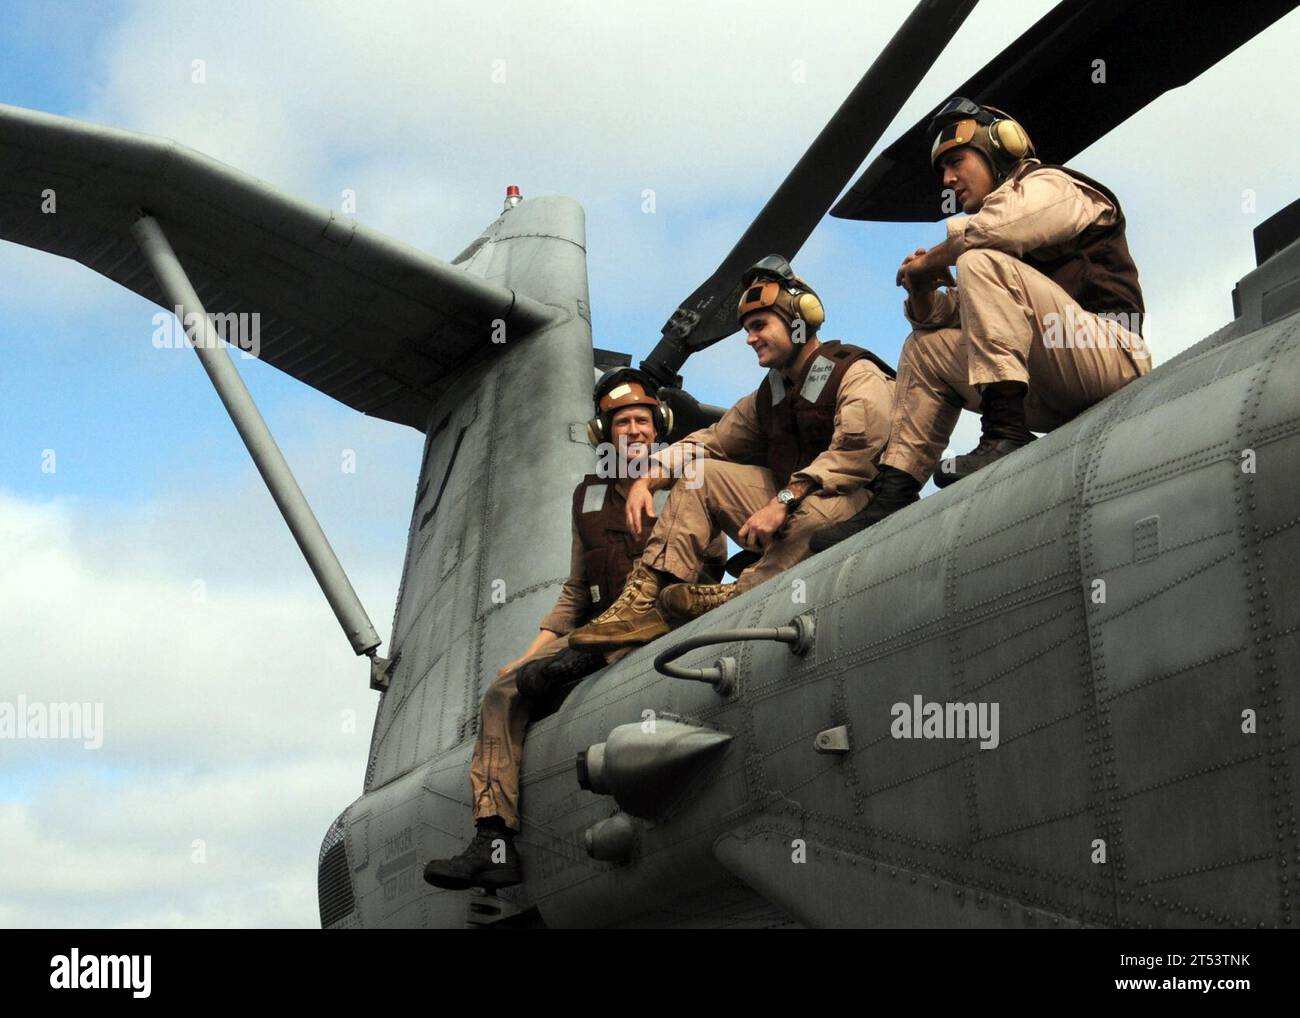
[[586, 418, 603, 448], [794, 292, 825, 332], [660, 405, 674, 436], [991, 118, 1029, 160]]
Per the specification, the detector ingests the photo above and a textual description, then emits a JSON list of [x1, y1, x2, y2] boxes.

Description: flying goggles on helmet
[[736, 254, 825, 334], [927, 95, 1034, 179]]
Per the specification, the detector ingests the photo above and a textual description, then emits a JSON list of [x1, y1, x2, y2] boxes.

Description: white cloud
[[0, 760, 351, 927], [0, 488, 387, 926], [0, 242, 143, 322], [0, 481, 404, 764], [78, 0, 1066, 258]]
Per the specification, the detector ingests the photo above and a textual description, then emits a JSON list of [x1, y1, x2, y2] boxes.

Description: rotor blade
[[0, 102, 557, 430], [831, 0, 1300, 222], [640, 0, 978, 385]]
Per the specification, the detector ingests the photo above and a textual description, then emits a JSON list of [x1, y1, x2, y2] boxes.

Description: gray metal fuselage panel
[[515, 305, 1300, 929], [336, 196, 592, 929], [329, 200, 1299, 929]]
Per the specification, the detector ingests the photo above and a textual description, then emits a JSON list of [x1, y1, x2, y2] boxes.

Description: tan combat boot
[[569, 561, 671, 651], [658, 582, 741, 624]]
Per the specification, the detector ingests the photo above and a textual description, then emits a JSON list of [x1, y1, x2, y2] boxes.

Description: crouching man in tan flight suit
[[570, 257, 896, 653], [813, 97, 1151, 549], [423, 370, 723, 890]]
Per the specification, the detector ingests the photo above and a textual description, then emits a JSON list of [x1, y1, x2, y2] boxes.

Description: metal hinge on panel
[[814, 726, 850, 754]]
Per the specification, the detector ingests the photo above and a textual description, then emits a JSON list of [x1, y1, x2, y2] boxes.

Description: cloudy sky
[[1, 0, 1296, 927]]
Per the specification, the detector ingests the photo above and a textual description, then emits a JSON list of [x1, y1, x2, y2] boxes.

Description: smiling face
[[742, 310, 797, 371], [939, 145, 997, 213], [608, 405, 656, 461]]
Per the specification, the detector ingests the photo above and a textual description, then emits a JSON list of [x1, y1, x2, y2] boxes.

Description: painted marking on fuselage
[[378, 826, 417, 901], [530, 827, 592, 881]]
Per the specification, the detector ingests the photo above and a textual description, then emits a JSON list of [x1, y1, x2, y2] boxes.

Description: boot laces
[[469, 826, 512, 858], [699, 584, 737, 608], [602, 564, 653, 616]]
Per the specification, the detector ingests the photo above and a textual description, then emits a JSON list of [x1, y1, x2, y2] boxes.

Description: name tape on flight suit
[[582, 484, 608, 513], [801, 356, 836, 403]]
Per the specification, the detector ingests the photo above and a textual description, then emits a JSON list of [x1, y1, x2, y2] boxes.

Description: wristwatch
[[776, 488, 802, 510]]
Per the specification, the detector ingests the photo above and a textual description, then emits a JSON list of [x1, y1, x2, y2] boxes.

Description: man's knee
[[683, 455, 750, 486], [481, 671, 520, 715], [670, 453, 720, 496], [898, 330, 925, 369], [899, 326, 966, 380], [955, 247, 1019, 277], [675, 458, 772, 508]]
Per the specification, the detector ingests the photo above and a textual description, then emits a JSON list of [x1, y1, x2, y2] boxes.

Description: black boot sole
[[936, 436, 1036, 488], [476, 866, 523, 889], [423, 865, 477, 890], [934, 459, 1002, 488], [423, 862, 522, 891]]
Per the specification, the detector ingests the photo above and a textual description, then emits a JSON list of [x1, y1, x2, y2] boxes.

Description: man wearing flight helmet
[[813, 97, 1151, 549], [423, 369, 723, 890], [568, 256, 896, 652]]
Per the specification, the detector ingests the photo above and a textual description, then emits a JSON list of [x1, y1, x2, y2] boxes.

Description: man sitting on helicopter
[[812, 97, 1152, 549], [568, 258, 897, 653], [422, 371, 724, 891]]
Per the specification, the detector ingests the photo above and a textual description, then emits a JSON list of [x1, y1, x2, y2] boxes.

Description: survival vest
[[753, 340, 896, 489], [572, 476, 647, 621], [1020, 165, 1145, 332], [571, 474, 727, 620]]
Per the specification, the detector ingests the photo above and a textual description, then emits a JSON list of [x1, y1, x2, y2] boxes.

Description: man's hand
[[737, 499, 791, 552], [496, 657, 526, 680], [895, 246, 928, 292], [497, 629, 561, 678], [626, 477, 659, 539], [896, 244, 956, 294]]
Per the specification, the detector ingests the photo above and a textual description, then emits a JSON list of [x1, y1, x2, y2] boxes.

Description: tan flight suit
[[470, 475, 724, 830], [642, 341, 895, 593], [882, 159, 1152, 482]]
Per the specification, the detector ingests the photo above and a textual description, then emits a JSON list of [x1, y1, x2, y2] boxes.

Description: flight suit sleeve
[[945, 166, 1118, 259], [537, 527, 591, 636], [790, 360, 893, 495], [650, 391, 765, 477]]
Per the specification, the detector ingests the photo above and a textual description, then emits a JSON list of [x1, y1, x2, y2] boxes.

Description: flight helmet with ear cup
[[585, 368, 672, 448], [736, 254, 825, 336], [928, 96, 1034, 182]]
